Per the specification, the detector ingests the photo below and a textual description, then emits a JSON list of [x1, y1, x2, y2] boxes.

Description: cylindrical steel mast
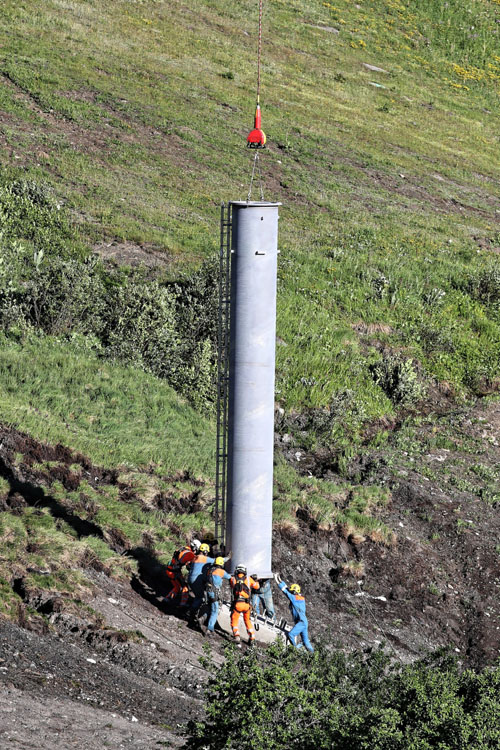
[[226, 200, 280, 578]]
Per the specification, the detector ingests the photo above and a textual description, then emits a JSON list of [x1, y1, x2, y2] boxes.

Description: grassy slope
[[0, 334, 215, 474], [0, 332, 395, 622], [0, 0, 499, 420], [0, 333, 216, 618], [0, 0, 499, 622]]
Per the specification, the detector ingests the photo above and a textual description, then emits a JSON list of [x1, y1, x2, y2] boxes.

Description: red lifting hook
[[247, 104, 266, 149]]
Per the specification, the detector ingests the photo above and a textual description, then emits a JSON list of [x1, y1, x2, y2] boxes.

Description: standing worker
[[204, 557, 231, 636], [230, 565, 260, 645], [250, 575, 275, 621], [165, 539, 201, 607], [188, 543, 215, 615], [275, 574, 314, 652]]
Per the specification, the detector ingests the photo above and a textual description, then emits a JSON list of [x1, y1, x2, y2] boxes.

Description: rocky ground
[[275, 398, 500, 667], [0, 573, 216, 749], [0, 398, 499, 747], [0, 683, 180, 749]]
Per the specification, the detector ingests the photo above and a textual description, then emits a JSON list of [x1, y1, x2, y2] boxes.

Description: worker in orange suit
[[230, 565, 260, 645], [165, 539, 200, 607]]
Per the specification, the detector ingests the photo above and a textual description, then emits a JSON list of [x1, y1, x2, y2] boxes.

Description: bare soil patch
[[93, 240, 170, 269], [0, 683, 182, 749], [273, 399, 500, 666]]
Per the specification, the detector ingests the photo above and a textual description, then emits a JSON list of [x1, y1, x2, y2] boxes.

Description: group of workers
[[164, 538, 314, 652]]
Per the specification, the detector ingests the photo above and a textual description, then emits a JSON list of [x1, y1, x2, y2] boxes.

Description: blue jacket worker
[[250, 576, 275, 620], [188, 543, 215, 612], [204, 557, 231, 635], [275, 573, 314, 652]]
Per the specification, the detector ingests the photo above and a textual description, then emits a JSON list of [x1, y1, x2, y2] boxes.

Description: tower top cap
[[229, 201, 281, 208]]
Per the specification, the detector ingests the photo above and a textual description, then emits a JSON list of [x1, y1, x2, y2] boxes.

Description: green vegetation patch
[[187, 642, 500, 750], [274, 459, 395, 545], [0, 333, 215, 474], [0, 0, 499, 428]]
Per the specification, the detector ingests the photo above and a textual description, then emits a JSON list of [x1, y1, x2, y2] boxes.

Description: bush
[[0, 220, 218, 409], [103, 279, 180, 377], [0, 179, 83, 258], [170, 255, 219, 364], [282, 390, 367, 446], [466, 266, 500, 307], [371, 354, 426, 407], [27, 255, 107, 335], [185, 643, 500, 750]]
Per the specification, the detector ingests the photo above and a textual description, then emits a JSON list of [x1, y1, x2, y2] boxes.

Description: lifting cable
[[256, 0, 263, 107], [247, 151, 264, 202], [246, 0, 266, 201]]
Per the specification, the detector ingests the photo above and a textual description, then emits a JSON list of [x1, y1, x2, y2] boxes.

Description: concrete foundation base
[[215, 602, 290, 646]]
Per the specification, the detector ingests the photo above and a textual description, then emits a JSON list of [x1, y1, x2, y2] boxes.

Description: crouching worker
[[165, 539, 200, 607], [250, 575, 275, 621], [275, 574, 314, 652], [204, 557, 231, 636], [230, 565, 259, 645]]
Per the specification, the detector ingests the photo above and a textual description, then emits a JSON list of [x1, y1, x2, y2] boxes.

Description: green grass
[[274, 457, 395, 544], [0, 332, 220, 610], [0, 503, 137, 608], [0, 332, 215, 475], [0, 0, 499, 420]]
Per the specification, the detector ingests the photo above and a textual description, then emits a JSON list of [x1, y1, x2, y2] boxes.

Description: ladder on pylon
[[215, 203, 232, 548]]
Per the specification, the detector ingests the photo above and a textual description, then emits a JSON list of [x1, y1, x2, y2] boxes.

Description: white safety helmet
[[190, 539, 201, 552]]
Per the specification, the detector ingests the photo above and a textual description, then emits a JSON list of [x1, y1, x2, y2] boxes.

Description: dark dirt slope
[[0, 401, 499, 746], [274, 398, 500, 667], [0, 582, 209, 749], [274, 472, 500, 666]]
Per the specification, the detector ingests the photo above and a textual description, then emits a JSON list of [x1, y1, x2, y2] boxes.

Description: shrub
[[103, 279, 180, 376], [186, 643, 500, 750], [0, 179, 82, 258], [466, 266, 500, 307], [284, 390, 367, 446], [27, 255, 107, 335], [418, 325, 455, 355], [0, 232, 219, 409], [170, 255, 219, 364], [371, 354, 426, 407]]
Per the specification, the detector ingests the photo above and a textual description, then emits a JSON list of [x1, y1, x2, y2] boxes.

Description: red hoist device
[[246, 0, 266, 200]]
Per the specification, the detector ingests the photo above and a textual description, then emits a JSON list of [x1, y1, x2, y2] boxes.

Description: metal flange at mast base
[[216, 602, 291, 646]]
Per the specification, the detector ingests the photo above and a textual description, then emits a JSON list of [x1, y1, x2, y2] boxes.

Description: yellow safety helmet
[[289, 583, 301, 594], [215, 557, 225, 567], [200, 543, 210, 554]]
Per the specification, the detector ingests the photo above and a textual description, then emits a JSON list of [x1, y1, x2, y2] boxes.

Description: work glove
[[274, 573, 282, 585]]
